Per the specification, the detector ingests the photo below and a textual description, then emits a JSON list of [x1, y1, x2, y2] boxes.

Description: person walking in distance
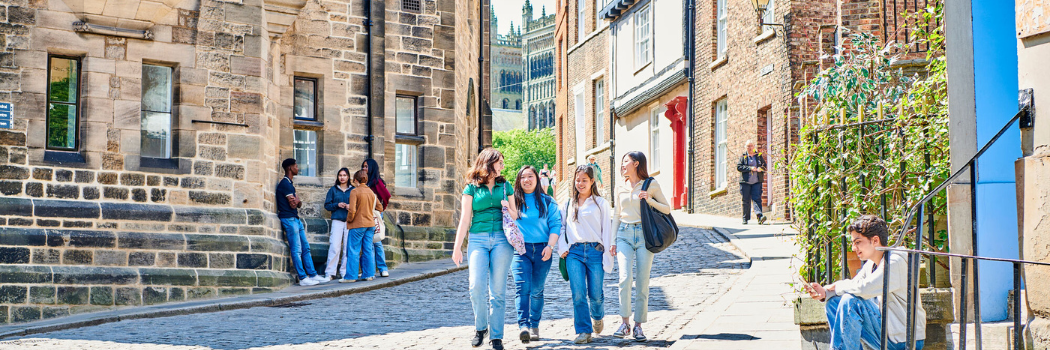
[[362, 159, 391, 277], [503, 166, 562, 343], [610, 152, 670, 341], [339, 170, 384, 283], [452, 148, 515, 350], [540, 164, 556, 196], [322, 168, 354, 281], [736, 140, 767, 225], [587, 155, 605, 192], [558, 165, 614, 344], [276, 158, 323, 286]]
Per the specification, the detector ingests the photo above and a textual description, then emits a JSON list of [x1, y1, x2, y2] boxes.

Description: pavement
[[0, 211, 804, 350]]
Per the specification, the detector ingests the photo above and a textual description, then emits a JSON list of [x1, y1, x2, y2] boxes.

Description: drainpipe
[[686, 0, 696, 213], [365, 0, 375, 159], [609, 108, 617, 200], [477, 0, 486, 152]]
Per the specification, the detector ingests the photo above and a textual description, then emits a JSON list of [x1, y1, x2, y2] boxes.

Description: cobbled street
[[0, 227, 747, 350]]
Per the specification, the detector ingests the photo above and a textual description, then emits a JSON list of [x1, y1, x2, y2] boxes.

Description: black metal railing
[[877, 105, 1048, 350]]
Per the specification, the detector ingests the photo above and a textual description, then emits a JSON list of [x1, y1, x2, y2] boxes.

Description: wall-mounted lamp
[[750, 0, 784, 27]]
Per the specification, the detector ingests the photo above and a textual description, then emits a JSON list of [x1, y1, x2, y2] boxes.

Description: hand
[[501, 200, 510, 208], [452, 249, 464, 267], [806, 282, 827, 301], [749, 166, 756, 171], [756, 167, 765, 172], [338, 203, 347, 209], [610, 245, 617, 257], [560, 251, 569, 259], [541, 246, 552, 261], [638, 191, 649, 200]]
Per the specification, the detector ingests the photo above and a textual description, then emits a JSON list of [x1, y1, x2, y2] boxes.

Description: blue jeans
[[374, 242, 388, 272], [740, 182, 764, 220], [616, 223, 655, 323], [512, 242, 553, 329], [280, 217, 317, 281], [566, 242, 605, 334], [826, 294, 924, 350], [344, 227, 375, 281], [468, 232, 514, 340]]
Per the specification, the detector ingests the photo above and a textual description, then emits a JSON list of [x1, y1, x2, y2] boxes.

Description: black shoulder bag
[[640, 177, 679, 253]]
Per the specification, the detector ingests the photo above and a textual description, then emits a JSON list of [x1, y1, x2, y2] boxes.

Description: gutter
[[477, 0, 486, 152], [686, 0, 696, 213], [365, 0, 375, 159]]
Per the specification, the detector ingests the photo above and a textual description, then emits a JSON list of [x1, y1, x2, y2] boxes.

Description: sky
[[493, 0, 557, 36]]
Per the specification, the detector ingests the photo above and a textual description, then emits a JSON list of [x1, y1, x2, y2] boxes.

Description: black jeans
[[740, 182, 763, 220]]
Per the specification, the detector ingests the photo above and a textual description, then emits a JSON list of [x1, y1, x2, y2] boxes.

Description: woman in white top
[[611, 151, 671, 342], [557, 165, 615, 344]]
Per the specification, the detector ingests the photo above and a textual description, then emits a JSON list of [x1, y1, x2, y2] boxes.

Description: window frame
[[716, 0, 728, 59], [594, 78, 605, 146], [578, 0, 587, 43], [292, 129, 319, 177], [634, 4, 652, 69], [45, 54, 82, 152], [715, 99, 728, 189], [762, 0, 776, 34], [395, 94, 420, 136], [293, 76, 319, 121], [650, 106, 662, 171], [393, 95, 422, 191], [140, 63, 176, 161]]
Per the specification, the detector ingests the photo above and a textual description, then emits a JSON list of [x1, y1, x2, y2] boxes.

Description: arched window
[[515, 100, 522, 110], [502, 98, 509, 109]]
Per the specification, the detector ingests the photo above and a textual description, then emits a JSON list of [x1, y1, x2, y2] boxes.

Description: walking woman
[[504, 166, 562, 343], [362, 159, 391, 277], [557, 165, 614, 344], [611, 152, 671, 341], [451, 148, 514, 350], [322, 168, 354, 281], [339, 170, 384, 283]]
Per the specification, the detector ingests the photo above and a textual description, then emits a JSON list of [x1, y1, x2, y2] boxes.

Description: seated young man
[[806, 215, 927, 350]]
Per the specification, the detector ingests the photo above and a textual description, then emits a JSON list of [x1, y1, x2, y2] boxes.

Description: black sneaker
[[472, 329, 487, 347], [758, 215, 768, 225], [519, 329, 531, 344], [742, 219, 748, 225], [490, 339, 504, 350]]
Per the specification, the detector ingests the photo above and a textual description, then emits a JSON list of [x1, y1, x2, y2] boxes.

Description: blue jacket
[[324, 185, 354, 221], [516, 193, 562, 244]]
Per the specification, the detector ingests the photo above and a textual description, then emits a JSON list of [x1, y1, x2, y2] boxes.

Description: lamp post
[[749, 0, 783, 27]]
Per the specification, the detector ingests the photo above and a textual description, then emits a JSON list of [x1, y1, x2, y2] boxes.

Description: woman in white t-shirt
[[557, 165, 614, 344]]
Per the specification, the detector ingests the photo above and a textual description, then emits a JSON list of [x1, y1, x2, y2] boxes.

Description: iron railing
[[877, 105, 1050, 350]]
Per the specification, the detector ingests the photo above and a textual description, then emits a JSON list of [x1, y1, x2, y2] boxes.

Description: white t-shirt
[[557, 196, 615, 273]]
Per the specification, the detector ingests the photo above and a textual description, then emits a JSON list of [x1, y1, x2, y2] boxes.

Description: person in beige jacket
[[339, 170, 384, 283], [610, 151, 671, 342]]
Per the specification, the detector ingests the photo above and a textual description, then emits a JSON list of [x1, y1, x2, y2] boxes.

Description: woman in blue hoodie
[[504, 165, 562, 344], [322, 167, 353, 281]]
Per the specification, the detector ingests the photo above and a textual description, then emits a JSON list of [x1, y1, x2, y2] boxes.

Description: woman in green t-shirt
[[452, 148, 514, 350]]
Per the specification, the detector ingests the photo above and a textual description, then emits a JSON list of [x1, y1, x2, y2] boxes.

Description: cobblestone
[[0, 227, 746, 350]]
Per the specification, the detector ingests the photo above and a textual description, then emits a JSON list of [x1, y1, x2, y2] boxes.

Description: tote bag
[[372, 193, 386, 243], [640, 177, 679, 253], [501, 184, 526, 255]]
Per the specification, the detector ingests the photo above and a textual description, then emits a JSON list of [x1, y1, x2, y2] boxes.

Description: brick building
[[0, 0, 490, 324]]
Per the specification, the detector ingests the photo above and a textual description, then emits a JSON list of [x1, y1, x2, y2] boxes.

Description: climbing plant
[[791, 4, 948, 282]]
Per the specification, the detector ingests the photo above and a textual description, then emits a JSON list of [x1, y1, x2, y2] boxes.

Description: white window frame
[[634, 4, 652, 68], [578, 0, 587, 43], [717, 0, 727, 59], [140, 64, 174, 159], [573, 85, 587, 163], [395, 143, 418, 188], [762, 0, 775, 34], [715, 99, 728, 189], [650, 106, 662, 171], [293, 129, 318, 177], [594, 78, 605, 146]]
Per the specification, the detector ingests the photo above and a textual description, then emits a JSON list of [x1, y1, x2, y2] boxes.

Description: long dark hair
[[570, 165, 601, 222], [622, 151, 650, 181], [334, 167, 351, 187], [513, 166, 548, 217], [363, 159, 383, 188], [466, 148, 506, 186]]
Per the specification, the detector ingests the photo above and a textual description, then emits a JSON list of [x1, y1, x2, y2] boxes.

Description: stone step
[[945, 292, 1032, 350]]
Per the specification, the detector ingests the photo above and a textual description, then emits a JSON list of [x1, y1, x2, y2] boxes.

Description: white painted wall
[[609, 0, 685, 99]]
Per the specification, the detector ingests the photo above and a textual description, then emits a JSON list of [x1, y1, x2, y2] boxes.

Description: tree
[[492, 128, 556, 183]]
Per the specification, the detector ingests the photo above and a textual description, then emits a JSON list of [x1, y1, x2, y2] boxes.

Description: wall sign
[[0, 102, 12, 129], [759, 63, 775, 77]]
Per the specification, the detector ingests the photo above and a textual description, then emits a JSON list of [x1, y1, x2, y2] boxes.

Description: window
[[293, 129, 317, 177], [396, 95, 417, 134], [762, 0, 776, 34], [650, 107, 662, 170], [594, 79, 605, 146], [395, 95, 420, 189], [141, 64, 174, 159], [578, 0, 586, 42], [293, 77, 317, 120], [715, 99, 728, 188], [634, 5, 651, 68], [717, 0, 727, 59], [574, 90, 586, 162], [46, 56, 81, 151], [402, 0, 421, 12]]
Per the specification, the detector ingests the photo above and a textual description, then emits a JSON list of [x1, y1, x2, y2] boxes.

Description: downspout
[[686, 0, 696, 213], [365, 0, 375, 159], [609, 108, 617, 198], [477, 0, 486, 152]]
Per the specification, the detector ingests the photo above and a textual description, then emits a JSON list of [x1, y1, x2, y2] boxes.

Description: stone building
[[489, 12, 524, 131], [521, 0, 555, 131], [0, 0, 490, 324], [554, 0, 612, 200]]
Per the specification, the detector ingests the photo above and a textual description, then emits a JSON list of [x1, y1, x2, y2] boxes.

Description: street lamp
[[749, 0, 783, 27]]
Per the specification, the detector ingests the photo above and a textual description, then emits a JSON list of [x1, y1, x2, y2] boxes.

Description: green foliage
[[492, 128, 556, 183], [791, 4, 948, 281]]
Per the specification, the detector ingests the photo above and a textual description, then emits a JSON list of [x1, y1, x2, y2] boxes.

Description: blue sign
[[0, 102, 11, 129]]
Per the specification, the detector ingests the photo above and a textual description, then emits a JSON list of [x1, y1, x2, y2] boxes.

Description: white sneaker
[[380, 270, 389, 277], [308, 275, 327, 283], [299, 278, 319, 286]]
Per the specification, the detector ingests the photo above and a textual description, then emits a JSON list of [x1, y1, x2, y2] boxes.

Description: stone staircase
[[302, 213, 455, 273]]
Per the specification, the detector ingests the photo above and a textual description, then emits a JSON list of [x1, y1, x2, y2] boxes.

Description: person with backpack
[[362, 159, 391, 277], [557, 165, 614, 344], [611, 151, 671, 342], [503, 166, 562, 343]]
